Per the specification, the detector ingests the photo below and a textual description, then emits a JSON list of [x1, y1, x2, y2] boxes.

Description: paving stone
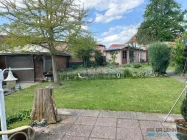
[[67, 109, 86, 116], [89, 138, 113, 140], [141, 128, 172, 140], [62, 135, 89, 140], [46, 134, 64, 140], [130, 112, 138, 119], [117, 119, 139, 128], [34, 133, 48, 140], [162, 123, 178, 140], [60, 116, 78, 124], [58, 109, 71, 116], [99, 111, 118, 118], [48, 123, 72, 134], [75, 117, 97, 125], [117, 111, 131, 119], [139, 120, 163, 128], [137, 112, 161, 121], [91, 126, 116, 139], [96, 118, 117, 127], [81, 110, 100, 117], [117, 127, 143, 140], [66, 125, 93, 137]]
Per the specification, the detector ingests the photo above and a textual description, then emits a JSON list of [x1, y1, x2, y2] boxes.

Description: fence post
[[0, 69, 8, 140]]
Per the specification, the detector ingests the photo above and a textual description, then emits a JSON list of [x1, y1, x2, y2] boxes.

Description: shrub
[[123, 64, 131, 68], [133, 63, 142, 68], [148, 42, 171, 74], [0, 109, 31, 130], [173, 38, 186, 73], [124, 69, 132, 78], [181, 96, 187, 122]]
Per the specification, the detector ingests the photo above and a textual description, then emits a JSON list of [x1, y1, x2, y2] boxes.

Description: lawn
[[5, 77, 185, 117]]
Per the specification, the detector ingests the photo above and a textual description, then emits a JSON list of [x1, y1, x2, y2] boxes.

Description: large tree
[[69, 35, 97, 67], [136, 0, 187, 45], [0, 0, 88, 85]]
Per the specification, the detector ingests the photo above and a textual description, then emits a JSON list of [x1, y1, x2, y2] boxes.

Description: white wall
[[105, 50, 122, 65]]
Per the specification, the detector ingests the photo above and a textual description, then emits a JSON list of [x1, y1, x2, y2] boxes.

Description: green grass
[[5, 77, 185, 117]]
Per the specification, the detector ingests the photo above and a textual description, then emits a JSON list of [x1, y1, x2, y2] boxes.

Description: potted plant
[[175, 95, 187, 139]]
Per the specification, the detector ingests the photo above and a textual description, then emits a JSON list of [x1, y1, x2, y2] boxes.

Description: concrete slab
[[99, 111, 118, 118], [81, 110, 100, 117], [96, 118, 117, 127], [66, 125, 93, 137], [90, 126, 116, 139], [34, 109, 180, 140], [75, 117, 97, 125], [117, 127, 143, 140], [117, 119, 139, 128], [62, 135, 89, 140]]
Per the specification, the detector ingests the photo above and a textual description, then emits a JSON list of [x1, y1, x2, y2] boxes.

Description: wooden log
[[30, 87, 57, 124]]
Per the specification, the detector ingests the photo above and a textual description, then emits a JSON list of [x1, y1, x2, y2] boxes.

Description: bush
[[148, 42, 171, 74], [181, 96, 187, 122], [123, 64, 131, 68], [0, 109, 31, 130], [173, 39, 186, 73], [123, 69, 132, 78], [133, 63, 142, 68]]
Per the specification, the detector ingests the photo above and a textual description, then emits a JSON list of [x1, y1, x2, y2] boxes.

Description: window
[[122, 51, 127, 58]]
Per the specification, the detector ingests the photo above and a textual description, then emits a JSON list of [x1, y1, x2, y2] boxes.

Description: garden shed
[[0, 47, 70, 82]]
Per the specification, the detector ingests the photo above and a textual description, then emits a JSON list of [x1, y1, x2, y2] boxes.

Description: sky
[[0, 0, 187, 48], [80, 0, 187, 48]]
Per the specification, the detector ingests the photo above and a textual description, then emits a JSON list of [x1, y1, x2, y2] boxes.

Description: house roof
[[125, 35, 136, 44], [0, 45, 70, 56], [97, 44, 106, 48], [105, 45, 128, 51], [109, 44, 125, 48]]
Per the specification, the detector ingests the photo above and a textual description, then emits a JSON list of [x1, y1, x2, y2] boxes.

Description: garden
[[4, 76, 185, 128], [4, 41, 187, 129]]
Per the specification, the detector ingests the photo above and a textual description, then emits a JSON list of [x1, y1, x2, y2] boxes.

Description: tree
[[0, 0, 88, 85], [136, 0, 187, 45], [95, 50, 104, 66], [69, 35, 97, 67], [173, 32, 187, 73]]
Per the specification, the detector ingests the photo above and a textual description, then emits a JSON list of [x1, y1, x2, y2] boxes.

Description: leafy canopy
[[136, 0, 187, 45], [0, 0, 88, 53]]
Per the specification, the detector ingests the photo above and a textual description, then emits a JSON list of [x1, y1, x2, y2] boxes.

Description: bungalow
[[0, 45, 70, 82], [104, 35, 148, 65]]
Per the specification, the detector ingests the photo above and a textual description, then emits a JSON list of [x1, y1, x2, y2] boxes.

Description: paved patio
[[34, 109, 181, 140]]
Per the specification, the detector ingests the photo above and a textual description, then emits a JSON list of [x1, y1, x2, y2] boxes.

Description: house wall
[[0, 56, 6, 69], [44, 55, 69, 72], [134, 50, 147, 63], [6, 55, 35, 82], [105, 50, 122, 65], [55, 56, 68, 71]]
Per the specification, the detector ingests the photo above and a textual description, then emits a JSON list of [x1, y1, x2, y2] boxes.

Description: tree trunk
[[51, 54, 61, 85], [31, 87, 57, 124]]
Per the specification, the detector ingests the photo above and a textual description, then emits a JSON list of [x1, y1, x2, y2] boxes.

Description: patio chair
[[78, 73, 88, 80], [0, 126, 35, 140]]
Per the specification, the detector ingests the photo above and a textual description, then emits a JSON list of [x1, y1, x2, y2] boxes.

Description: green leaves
[[148, 42, 171, 74], [136, 0, 186, 45]]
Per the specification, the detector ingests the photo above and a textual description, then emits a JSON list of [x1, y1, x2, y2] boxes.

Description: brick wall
[[55, 56, 68, 70]]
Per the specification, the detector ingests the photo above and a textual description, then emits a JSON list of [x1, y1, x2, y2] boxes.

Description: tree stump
[[31, 87, 57, 124]]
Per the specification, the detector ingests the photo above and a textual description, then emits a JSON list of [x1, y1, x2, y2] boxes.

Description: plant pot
[[175, 119, 187, 140]]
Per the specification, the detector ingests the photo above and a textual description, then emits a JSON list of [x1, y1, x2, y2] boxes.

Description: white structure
[[0, 68, 33, 140]]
